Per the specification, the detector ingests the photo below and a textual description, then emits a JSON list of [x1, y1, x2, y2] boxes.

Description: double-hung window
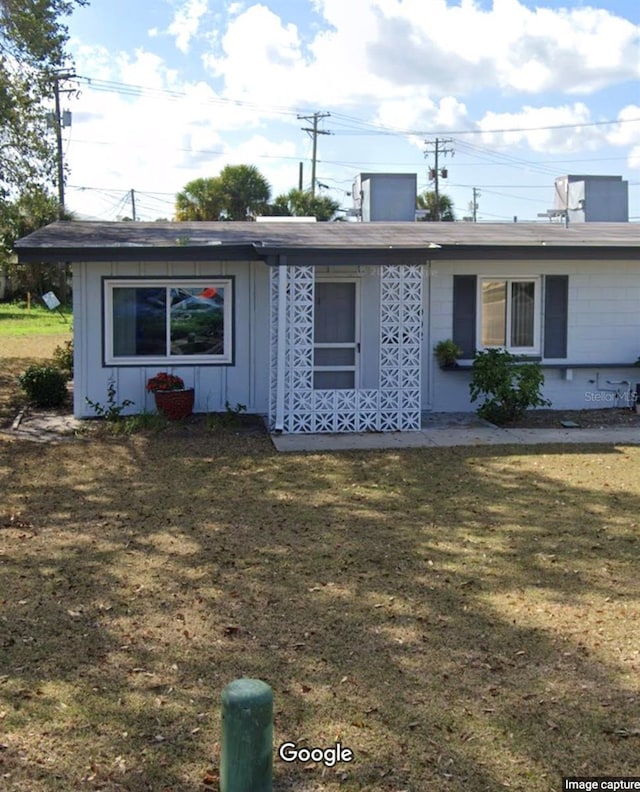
[[479, 277, 540, 355], [104, 278, 234, 365]]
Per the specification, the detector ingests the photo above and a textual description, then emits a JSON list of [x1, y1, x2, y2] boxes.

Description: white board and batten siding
[[73, 253, 640, 421], [427, 257, 640, 412], [73, 259, 271, 419]]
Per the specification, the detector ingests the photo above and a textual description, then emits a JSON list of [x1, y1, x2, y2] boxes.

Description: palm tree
[[175, 177, 224, 221], [175, 165, 272, 221], [269, 188, 340, 221], [217, 164, 271, 220], [417, 190, 456, 221]]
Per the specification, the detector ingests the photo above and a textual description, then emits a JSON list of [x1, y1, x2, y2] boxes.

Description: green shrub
[[52, 337, 73, 377], [18, 364, 68, 407], [469, 348, 550, 425]]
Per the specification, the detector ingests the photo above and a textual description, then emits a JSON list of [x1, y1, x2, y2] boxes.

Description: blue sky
[[61, 0, 640, 222]]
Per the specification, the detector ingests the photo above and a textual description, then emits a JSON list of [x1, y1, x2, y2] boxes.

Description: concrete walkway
[[271, 421, 640, 452], [2, 409, 84, 443]]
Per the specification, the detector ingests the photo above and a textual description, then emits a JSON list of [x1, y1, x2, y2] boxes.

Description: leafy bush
[[18, 364, 68, 407], [52, 337, 73, 378], [469, 348, 550, 425]]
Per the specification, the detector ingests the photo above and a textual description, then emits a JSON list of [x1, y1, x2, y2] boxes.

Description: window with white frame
[[479, 277, 540, 354], [104, 278, 233, 365]]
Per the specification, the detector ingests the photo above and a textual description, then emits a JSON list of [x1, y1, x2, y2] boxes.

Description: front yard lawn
[[0, 302, 72, 337], [1, 423, 640, 790]]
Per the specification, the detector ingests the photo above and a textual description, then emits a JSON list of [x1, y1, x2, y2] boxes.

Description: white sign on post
[[42, 291, 61, 311]]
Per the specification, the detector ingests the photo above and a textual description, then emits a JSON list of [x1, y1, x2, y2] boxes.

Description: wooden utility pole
[[50, 69, 77, 219], [53, 78, 65, 217], [472, 187, 481, 222], [424, 137, 454, 220], [297, 112, 331, 196]]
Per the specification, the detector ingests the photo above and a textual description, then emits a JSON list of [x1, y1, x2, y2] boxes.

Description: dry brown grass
[[2, 347, 640, 791], [0, 335, 70, 359]]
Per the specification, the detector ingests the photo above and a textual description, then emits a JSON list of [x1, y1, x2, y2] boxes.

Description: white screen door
[[314, 281, 358, 389]]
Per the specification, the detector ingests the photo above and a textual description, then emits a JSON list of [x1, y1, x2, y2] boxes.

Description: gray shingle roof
[[14, 220, 640, 263]]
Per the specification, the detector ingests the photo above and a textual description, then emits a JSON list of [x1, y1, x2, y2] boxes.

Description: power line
[[67, 128, 636, 182], [480, 187, 548, 204], [77, 76, 303, 119], [455, 139, 560, 177], [330, 113, 640, 137], [77, 76, 640, 139], [70, 137, 307, 164]]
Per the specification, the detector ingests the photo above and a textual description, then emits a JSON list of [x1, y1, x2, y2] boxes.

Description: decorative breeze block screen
[[270, 263, 422, 433]]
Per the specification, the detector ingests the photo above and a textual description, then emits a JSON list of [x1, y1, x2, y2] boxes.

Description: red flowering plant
[[146, 372, 185, 392]]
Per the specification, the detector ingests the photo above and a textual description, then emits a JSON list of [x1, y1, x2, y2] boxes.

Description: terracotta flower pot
[[154, 388, 195, 420]]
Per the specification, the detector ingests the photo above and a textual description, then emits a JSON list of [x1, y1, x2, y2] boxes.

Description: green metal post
[[220, 678, 273, 792]]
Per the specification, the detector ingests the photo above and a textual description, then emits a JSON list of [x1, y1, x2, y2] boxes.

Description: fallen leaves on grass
[[2, 418, 640, 790]]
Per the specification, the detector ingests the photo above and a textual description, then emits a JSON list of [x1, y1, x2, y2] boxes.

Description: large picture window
[[479, 277, 540, 354], [104, 279, 233, 365]]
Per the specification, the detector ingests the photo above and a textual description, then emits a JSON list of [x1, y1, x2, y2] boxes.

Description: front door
[[313, 280, 359, 390]]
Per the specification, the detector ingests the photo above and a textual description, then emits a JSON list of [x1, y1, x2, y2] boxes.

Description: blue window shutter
[[453, 275, 477, 357], [543, 275, 568, 358]]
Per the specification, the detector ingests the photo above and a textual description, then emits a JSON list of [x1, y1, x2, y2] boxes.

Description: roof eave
[[14, 243, 261, 264]]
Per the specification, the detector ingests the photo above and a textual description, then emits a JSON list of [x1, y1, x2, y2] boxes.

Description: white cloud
[[477, 103, 605, 153], [473, 101, 640, 163], [117, 49, 180, 90], [363, 0, 640, 95], [64, 45, 302, 219], [202, 0, 639, 109], [434, 97, 469, 130], [203, 4, 310, 106], [64, 1, 640, 220], [607, 105, 640, 147], [373, 94, 469, 153], [607, 105, 640, 172], [168, 0, 209, 54]]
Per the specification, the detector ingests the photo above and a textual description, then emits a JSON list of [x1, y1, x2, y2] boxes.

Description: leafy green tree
[[417, 190, 456, 221], [269, 188, 340, 221], [0, 0, 87, 202], [175, 165, 272, 221], [1, 186, 75, 299]]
